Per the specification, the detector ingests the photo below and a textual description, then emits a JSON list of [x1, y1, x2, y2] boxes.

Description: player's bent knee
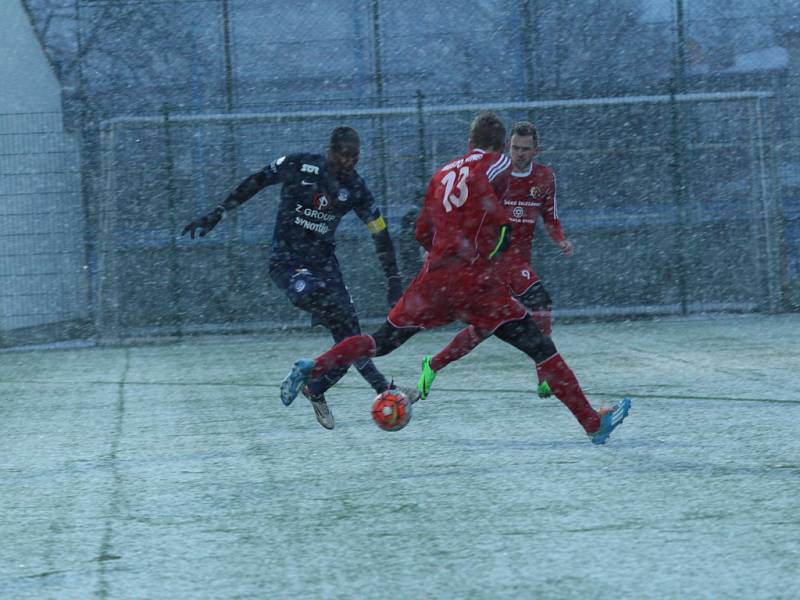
[[328, 315, 362, 341], [494, 317, 556, 363], [371, 322, 417, 356], [533, 336, 557, 362], [519, 282, 552, 312]]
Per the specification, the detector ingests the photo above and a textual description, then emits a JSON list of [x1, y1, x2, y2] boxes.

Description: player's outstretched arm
[[367, 216, 403, 306], [182, 205, 224, 239], [541, 173, 570, 255], [182, 169, 273, 239]]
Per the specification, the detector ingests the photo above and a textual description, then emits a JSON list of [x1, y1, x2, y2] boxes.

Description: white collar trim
[[511, 163, 533, 177]]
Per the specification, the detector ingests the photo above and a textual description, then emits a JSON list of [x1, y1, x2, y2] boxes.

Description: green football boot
[[537, 380, 552, 398], [416, 355, 437, 402]]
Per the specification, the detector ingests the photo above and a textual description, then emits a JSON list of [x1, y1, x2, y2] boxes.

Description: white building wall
[[0, 1, 88, 337]]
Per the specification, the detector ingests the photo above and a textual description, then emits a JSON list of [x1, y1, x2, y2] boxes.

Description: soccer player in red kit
[[280, 112, 630, 444], [501, 121, 574, 335], [419, 121, 575, 399]]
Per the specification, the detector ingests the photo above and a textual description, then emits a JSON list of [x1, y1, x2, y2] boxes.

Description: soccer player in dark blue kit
[[182, 126, 404, 430]]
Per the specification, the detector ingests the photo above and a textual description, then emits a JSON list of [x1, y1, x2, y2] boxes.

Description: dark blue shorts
[[268, 255, 355, 321]]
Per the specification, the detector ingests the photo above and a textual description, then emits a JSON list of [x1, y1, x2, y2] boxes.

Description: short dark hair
[[469, 112, 506, 151], [329, 126, 360, 150], [511, 121, 539, 146]]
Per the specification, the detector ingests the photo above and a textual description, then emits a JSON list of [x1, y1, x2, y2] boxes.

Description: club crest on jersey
[[529, 186, 541, 198], [313, 193, 330, 211], [337, 188, 349, 202]]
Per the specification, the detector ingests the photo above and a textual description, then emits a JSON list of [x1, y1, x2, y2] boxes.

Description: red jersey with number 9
[[415, 149, 511, 270]]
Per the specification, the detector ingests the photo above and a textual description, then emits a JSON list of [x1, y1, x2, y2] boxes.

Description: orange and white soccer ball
[[371, 389, 412, 431]]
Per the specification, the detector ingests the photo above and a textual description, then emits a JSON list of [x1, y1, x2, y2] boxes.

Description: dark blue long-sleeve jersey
[[219, 152, 399, 277]]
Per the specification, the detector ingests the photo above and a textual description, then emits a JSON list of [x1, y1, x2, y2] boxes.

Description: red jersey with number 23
[[415, 149, 511, 269], [388, 149, 527, 332]]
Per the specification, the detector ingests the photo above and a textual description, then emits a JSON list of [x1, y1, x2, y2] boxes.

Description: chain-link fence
[[92, 91, 784, 340], [0, 111, 89, 347], [6, 0, 800, 347]]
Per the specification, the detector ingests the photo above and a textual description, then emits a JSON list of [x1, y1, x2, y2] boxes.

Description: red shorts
[[496, 255, 540, 296], [388, 262, 526, 332]]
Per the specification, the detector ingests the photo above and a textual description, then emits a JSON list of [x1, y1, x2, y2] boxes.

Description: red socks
[[536, 353, 599, 433], [311, 335, 376, 379], [430, 326, 490, 372]]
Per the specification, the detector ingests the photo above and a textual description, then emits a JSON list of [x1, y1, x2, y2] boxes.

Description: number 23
[[442, 167, 469, 212]]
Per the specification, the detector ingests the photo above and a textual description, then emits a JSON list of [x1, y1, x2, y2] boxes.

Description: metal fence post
[[371, 0, 389, 210], [670, 0, 689, 314], [163, 105, 183, 336], [415, 90, 428, 190], [520, 0, 536, 101], [754, 97, 787, 312]]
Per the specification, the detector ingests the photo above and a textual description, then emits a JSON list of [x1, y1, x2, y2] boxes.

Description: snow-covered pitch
[[2, 313, 798, 599]]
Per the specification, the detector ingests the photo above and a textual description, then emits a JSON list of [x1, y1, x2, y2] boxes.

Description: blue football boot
[[281, 358, 315, 406], [589, 397, 631, 445]]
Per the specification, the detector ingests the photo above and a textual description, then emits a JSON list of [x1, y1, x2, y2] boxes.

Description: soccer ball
[[371, 389, 412, 432]]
